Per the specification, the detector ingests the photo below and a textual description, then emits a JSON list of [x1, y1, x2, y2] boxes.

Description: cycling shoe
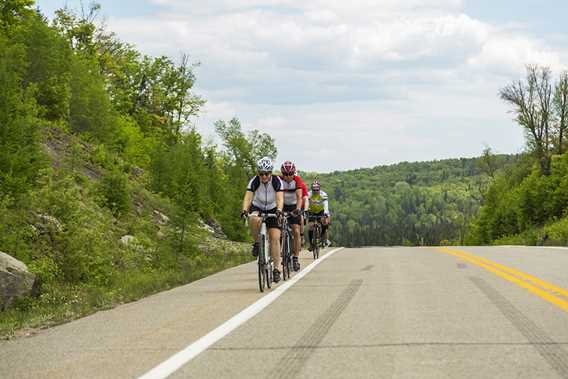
[[292, 257, 300, 271], [273, 269, 281, 283]]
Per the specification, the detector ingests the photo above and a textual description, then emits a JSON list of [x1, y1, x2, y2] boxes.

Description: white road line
[[138, 247, 345, 379], [499, 245, 568, 250]]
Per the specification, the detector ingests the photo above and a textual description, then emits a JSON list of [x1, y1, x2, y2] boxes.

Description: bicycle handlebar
[[247, 211, 278, 218]]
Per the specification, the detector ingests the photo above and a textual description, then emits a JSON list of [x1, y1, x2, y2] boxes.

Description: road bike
[[280, 212, 294, 280], [247, 211, 276, 292], [307, 213, 324, 260]]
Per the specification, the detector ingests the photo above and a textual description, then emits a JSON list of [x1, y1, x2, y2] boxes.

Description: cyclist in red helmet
[[279, 161, 308, 271]]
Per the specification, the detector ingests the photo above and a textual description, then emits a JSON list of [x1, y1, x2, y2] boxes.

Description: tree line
[[0, 0, 275, 322], [302, 154, 518, 247]]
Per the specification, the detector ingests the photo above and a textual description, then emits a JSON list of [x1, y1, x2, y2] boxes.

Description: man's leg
[[292, 224, 301, 271], [292, 224, 301, 256], [322, 224, 330, 246], [308, 221, 315, 250], [249, 216, 261, 256], [268, 227, 282, 269], [299, 214, 305, 247]]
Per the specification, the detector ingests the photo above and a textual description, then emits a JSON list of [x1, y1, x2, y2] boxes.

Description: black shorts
[[283, 204, 301, 225], [250, 206, 280, 229], [307, 211, 325, 223]]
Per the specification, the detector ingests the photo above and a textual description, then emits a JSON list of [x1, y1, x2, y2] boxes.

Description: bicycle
[[280, 212, 294, 280], [246, 211, 276, 292], [307, 213, 324, 260]]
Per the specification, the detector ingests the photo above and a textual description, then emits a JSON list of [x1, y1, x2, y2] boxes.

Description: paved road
[[2, 246, 568, 378]]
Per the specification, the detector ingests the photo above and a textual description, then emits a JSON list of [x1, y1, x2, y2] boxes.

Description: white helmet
[[256, 156, 274, 172]]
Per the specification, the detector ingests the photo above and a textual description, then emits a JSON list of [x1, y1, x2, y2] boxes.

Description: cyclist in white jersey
[[307, 180, 331, 250], [241, 157, 284, 283]]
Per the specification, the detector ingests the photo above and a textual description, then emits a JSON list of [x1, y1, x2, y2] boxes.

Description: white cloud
[[104, 0, 566, 171]]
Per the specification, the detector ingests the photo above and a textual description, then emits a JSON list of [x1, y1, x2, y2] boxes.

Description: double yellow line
[[436, 247, 568, 313]]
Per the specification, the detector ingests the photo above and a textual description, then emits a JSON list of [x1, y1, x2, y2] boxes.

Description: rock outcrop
[[0, 252, 36, 310]]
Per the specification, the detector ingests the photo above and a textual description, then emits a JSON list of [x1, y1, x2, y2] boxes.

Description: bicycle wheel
[[281, 230, 289, 280], [286, 237, 292, 279], [261, 235, 272, 290], [258, 258, 265, 293], [313, 225, 320, 259], [287, 232, 293, 279], [266, 265, 272, 288]]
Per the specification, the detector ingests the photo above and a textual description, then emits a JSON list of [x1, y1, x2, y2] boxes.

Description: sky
[[34, 0, 568, 172]]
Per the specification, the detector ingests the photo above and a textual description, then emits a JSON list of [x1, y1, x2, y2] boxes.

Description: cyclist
[[279, 161, 308, 272], [241, 157, 284, 283], [307, 180, 331, 251]]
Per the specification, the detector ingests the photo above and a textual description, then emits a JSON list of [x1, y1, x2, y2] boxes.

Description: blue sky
[[34, 0, 568, 172]]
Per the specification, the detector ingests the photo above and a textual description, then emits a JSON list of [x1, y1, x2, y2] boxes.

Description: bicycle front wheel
[[258, 259, 265, 292], [266, 265, 272, 288], [314, 226, 320, 259], [281, 231, 289, 280]]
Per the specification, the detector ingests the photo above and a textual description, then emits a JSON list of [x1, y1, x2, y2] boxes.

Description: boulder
[[153, 210, 170, 225], [0, 252, 36, 310], [36, 213, 63, 232], [201, 219, 228, 239], [130, 166, 144, 178], [120, 235, 136, 246]]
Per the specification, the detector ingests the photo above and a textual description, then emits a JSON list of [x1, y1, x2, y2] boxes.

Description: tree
[[0, 0, 34, 33], [0, 33, 45, 198], [500, 65, 553, 174], [553, 71, 568, 155], [215, 118, 277, 175]]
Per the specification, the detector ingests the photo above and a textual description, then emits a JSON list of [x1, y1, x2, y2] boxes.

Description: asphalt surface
[[2, 246, 568, 378]]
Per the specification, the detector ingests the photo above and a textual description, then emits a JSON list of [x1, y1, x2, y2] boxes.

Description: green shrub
[[97, 170, 130, 216]]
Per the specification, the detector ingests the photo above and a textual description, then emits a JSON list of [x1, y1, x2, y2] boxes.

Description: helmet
[[311, 180, 320, 191], [281, 161, 296, 176], [256, 156, 274, 172]]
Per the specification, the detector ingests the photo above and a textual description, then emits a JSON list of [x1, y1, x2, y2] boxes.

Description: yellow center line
[[442, 247, 568, 300], [435, 247, 568, 313]]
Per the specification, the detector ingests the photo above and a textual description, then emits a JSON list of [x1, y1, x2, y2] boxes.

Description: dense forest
[[302, 153, 518, 247], [0, 1, 274, 334], [467, 66, 568, 246]]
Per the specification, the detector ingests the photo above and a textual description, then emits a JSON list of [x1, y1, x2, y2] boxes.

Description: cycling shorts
[[283, 204, 301, 225], [250, 206, 280, 229]]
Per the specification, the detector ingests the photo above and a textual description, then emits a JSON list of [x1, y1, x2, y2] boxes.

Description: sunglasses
[[258, 172, 271, 177]]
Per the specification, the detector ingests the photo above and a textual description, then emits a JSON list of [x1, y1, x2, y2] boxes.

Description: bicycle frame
[[307, 213, 324, 259], [280, 212, 294, 280], [248, 211, 277, 292]]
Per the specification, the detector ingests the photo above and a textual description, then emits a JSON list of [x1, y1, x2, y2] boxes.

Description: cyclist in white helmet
[[241, 157, 285, 283], [307, 180, 331, 250]]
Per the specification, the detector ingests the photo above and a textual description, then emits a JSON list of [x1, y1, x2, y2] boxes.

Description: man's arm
[[322, 192, 330, 216], [242, 191, 253, 212], [295, 188, 302, 211], [276, 191, 284, 211]]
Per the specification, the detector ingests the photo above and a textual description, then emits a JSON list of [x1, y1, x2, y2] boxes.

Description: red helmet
[[311, 180, 320, 191], [281, 161, 296, 176]]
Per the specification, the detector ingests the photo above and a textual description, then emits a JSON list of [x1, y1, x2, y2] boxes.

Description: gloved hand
[[240, 209, 249, 219], [275, 209, 283, 224], [292, 208, 301, 217]]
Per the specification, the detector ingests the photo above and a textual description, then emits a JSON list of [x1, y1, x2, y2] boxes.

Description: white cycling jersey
[[247, 175, 283, 211]]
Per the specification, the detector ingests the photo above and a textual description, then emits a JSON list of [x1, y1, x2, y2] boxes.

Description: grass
[[0, 241, 253, 340]]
